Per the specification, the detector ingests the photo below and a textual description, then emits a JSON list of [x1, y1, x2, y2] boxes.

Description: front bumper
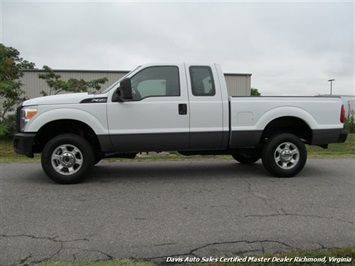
[[13, 133, 36, 158]]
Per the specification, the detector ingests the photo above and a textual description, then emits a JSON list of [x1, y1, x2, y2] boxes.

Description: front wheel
[[261, 133, 307, 177], [41, 134, 95, 184]]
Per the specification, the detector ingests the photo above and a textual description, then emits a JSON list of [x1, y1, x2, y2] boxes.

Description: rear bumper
[[13, 133, 36, 158], [338, 129, 348, 143], [311, 129, 348, 145]]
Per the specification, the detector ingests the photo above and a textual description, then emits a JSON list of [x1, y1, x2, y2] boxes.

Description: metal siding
[[22, 72, 51, 98], [20, 70, 251, 99], [224, 75, 251, 96], [21, 70, 128, 99]]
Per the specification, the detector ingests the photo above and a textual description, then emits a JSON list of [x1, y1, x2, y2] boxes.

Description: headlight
[[20, 107, 38, 132]]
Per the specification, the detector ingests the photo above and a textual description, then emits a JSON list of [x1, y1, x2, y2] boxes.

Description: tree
[[38, 65, 108, 95], [0, 44, 35, 121], [345, 110, 354, 133], [251, 88, 261, 96]]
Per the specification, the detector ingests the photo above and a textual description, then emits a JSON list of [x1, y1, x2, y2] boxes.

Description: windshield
[[101, 67, 139, 94]]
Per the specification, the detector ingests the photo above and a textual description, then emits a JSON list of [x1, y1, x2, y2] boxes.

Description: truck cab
[[107, 63, 229, 152]]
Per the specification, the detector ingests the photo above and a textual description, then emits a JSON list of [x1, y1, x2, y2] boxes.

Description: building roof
[[23, 69, 130, 74], [24, 69, 252, 76]]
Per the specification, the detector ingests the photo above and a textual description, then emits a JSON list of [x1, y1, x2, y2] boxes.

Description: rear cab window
[[189, 66, 215, 96]]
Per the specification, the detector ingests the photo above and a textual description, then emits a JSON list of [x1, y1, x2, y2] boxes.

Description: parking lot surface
[[1, 158, 354, 265]]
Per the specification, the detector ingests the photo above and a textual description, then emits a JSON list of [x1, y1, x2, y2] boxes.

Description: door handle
[[178, 104, 187, 115]]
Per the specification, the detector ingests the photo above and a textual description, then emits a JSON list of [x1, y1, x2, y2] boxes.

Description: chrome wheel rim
[[274, 142, 299, 170], [51, 144, 83, 175]]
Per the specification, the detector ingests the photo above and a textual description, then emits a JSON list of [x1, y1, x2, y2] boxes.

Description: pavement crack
[[241, 177, 252, 193], [93, 249, 114, 261], [189, 239, 295, 255], [1, 234, 91, 264], [0, 234, 89, 243], [240, 177, 282, 215], [20, 254, 32, 264], [154, 242, 177, 247], [47, 241, 64, 262], [146, 239, 295, 261], [0, 234, 60, 242], [245, 213, 355, 225], [63, 247, 114, 261]]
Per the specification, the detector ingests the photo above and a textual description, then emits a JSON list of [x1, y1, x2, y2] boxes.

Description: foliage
[[0, 114, 16, 139], [251, 87, 261, 96], [0, 44, 35, 121], [38, 65, 108, 95], [345, 112, 354, 133]]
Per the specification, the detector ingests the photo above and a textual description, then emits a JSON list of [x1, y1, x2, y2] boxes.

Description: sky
[[1, 0, 354, 96]]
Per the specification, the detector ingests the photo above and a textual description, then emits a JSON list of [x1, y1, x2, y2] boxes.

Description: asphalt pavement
[[1, 158, 354, 265]]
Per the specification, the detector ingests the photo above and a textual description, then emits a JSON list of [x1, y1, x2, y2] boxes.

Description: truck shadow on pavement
[[18, 159, 333, 184], [87, 159, 299, 184], [17, 160, 265, 184], [89, 160, 265, 182]]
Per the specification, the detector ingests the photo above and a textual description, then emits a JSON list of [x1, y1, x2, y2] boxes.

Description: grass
[[25, 259, 156, 266], [0, 138, 41, 162], [1, 134, 354, 163], [307, 133, 355, 158], [20, 246, 355, 266]]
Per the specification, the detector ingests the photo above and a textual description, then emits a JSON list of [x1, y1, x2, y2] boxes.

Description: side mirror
[[116, 78, 133, 102]]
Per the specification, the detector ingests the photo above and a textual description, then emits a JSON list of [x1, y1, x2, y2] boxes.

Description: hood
[[23, 92, 92, 106]]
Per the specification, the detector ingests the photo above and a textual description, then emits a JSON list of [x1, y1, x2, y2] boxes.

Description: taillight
[[340, 105, 346, 123]]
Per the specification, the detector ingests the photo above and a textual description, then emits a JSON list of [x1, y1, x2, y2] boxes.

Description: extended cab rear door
[[185, 64, 228, 150], [107, 64, 190, 152]]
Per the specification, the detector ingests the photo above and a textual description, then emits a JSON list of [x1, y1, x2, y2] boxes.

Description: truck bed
[[229, 96, 345, 148]]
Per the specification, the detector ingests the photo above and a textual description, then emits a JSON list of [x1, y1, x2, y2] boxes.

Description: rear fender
[[255, 107, 317, 130]]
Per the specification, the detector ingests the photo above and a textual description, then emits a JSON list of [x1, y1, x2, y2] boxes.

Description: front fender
[[26, 107, 108, 135]]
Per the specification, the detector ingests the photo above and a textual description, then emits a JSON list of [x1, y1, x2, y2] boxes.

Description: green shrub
[[0, 114, 16, 139], [345, 114, 355, 133]]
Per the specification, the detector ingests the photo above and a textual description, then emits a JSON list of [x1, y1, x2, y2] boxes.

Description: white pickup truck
[[14, 63, 348, 184]]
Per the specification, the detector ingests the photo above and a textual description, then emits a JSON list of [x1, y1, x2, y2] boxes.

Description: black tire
[[232, 149, 260, 164], [94, 154, 102, 165], [261, 133, 307, 177], [41, 134, 95, 184]]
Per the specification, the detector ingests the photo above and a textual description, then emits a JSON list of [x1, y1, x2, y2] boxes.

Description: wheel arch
[[262, 116, 313, 143], [33, 119, 102, 157]]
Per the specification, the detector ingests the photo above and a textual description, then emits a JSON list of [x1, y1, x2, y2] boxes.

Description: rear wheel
[[262, 133, 307, 177], [41, 134, 95, 184]]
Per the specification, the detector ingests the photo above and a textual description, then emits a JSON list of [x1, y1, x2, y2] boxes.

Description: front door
[[107, 65, 189, 152]]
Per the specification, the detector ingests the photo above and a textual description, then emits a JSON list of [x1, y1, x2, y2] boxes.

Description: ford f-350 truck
[[14, 63, 348, 183]]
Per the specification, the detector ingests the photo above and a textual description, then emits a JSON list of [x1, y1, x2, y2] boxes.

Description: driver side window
[[130, 66, 180, 100]]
